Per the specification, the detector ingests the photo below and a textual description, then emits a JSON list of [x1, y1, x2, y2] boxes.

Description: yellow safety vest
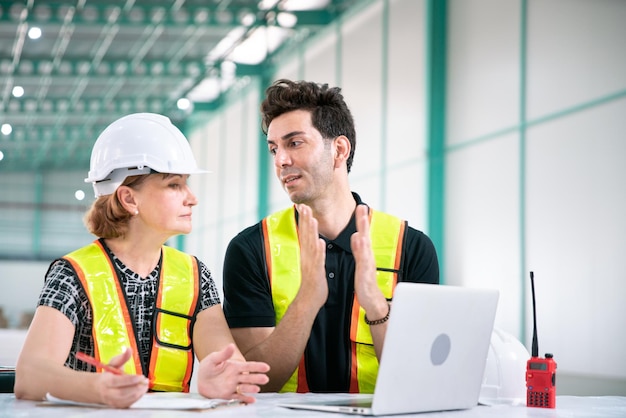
[[262, 206, 406, 393], [64, 240, 199, 392]]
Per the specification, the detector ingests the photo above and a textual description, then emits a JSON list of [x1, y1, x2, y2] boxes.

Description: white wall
[[445, 0, 626, 385], [526, 101, 626, 378], [0, 261, 49, 328]]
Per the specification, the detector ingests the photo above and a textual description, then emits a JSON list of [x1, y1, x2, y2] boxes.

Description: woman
[[15, 113, 269, 408]]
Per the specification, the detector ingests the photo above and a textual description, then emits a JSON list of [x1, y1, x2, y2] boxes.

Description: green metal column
[[257, 68, 274, 219], [426, 0, 447, 282], [519, 0, 529, 345]]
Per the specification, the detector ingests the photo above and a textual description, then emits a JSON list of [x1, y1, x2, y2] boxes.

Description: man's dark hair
[[261, 79, 356, 173]]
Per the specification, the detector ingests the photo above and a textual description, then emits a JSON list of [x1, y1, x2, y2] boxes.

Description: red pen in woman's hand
[[76, 352, 124, 375]]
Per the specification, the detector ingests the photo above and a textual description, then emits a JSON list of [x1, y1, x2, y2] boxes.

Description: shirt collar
[[313, 192, 366, 254]]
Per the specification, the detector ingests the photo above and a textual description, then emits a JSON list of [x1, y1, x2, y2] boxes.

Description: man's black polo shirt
[[223, 193, 439, 392]]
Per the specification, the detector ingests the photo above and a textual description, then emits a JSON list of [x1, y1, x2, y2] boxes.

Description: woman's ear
[[117, 186, 138, 216], [334, 135, 351, 168]]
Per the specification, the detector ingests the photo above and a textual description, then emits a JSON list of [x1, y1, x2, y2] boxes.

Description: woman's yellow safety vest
[[64, 240, 199, 392], [262, 206, 406, 394]]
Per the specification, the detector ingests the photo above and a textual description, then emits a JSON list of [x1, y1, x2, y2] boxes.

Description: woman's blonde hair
[[84, 173, 156, 238]]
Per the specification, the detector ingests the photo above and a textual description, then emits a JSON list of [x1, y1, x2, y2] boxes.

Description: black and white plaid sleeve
[[38, 258, 87, 326], [37, 258, 96, 371], [197, 259, 221, 312]]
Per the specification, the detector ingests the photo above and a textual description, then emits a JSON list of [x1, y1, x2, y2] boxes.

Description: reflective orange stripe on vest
[[263, 207, 405, 393], [262, 207, 307, 393], [348, 209, 405, 393], [149, 245, 199, 392], [65, 241, 198, 392]]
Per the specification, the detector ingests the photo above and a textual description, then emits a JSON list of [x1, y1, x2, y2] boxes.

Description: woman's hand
[[197, 343, 270, 404], [95, 348, 150, 408]]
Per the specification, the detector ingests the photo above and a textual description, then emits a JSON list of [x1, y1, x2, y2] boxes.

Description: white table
[[0, 393, 625, 417]]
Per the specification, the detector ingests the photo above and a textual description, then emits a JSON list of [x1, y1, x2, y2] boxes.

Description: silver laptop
[[279, 282, 499, 416]]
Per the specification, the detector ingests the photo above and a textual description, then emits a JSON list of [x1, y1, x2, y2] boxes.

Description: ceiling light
[[277, 12, 297, 28], [1, 124, 12, 136], [221, 60, 236, 76], [230, 26, 289, 65], [38, 61, 53, 75], [230, 28, 268, 64], [258, 0, 280, 11], [151, 62, 164, 75], [177, 98, 191, 111], [28, 27, 42, 40], [207, 27, 246, 62], [115, 62, 127, 75], [186, 62, 201, 77], [74, 190, 85, 201], [0, 151, 4, 161], [194, 9, 209, 24], [240, 12, 255, 26], [282, 0, 330, 10], [78, 62, 91, 75], [12, 86, 24, 98], [149, 7, 165, 23], [187, 77, 221, 102]]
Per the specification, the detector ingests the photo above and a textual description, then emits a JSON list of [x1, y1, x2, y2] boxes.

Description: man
[[223, 79, 439, 393]]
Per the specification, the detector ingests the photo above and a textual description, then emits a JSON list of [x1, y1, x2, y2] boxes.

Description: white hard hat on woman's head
[[85, 113, 207, 197]]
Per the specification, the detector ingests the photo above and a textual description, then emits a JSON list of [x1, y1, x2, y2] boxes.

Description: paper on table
[[44, 392, 243, 410]]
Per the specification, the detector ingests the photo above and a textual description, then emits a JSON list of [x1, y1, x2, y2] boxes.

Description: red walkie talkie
[[526, 271, 557, 408]]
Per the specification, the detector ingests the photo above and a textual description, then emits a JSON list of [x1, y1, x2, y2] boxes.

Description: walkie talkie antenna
[[530, 271, 539, 357]]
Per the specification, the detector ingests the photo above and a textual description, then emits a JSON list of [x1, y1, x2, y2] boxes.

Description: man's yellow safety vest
[[64, 240, 199, 392], [262, 206, 406, 393]]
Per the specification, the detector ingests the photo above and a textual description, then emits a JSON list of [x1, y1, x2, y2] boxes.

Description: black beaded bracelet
[[364, 302, 391, 326]]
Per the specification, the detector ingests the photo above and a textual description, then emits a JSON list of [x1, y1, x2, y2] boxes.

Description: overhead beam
[[0, 124, 103, 172], [0, 58, 212, 77], [0, 3, 336, 28], [1, 98, 176, 116]]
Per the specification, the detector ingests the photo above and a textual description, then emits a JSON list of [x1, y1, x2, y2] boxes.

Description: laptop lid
[[279, 282, 499, 416]]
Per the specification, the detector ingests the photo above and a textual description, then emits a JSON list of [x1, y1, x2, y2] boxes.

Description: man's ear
[[334, 135, 351, 168], [117, 186, 138, 216]]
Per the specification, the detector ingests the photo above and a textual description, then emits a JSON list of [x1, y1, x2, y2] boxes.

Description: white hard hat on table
[[85, 113, 207, 197], [479, 327, 530, 406]]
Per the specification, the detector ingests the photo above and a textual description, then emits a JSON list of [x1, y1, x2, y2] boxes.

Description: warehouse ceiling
[[0, 0, 360, 174]]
